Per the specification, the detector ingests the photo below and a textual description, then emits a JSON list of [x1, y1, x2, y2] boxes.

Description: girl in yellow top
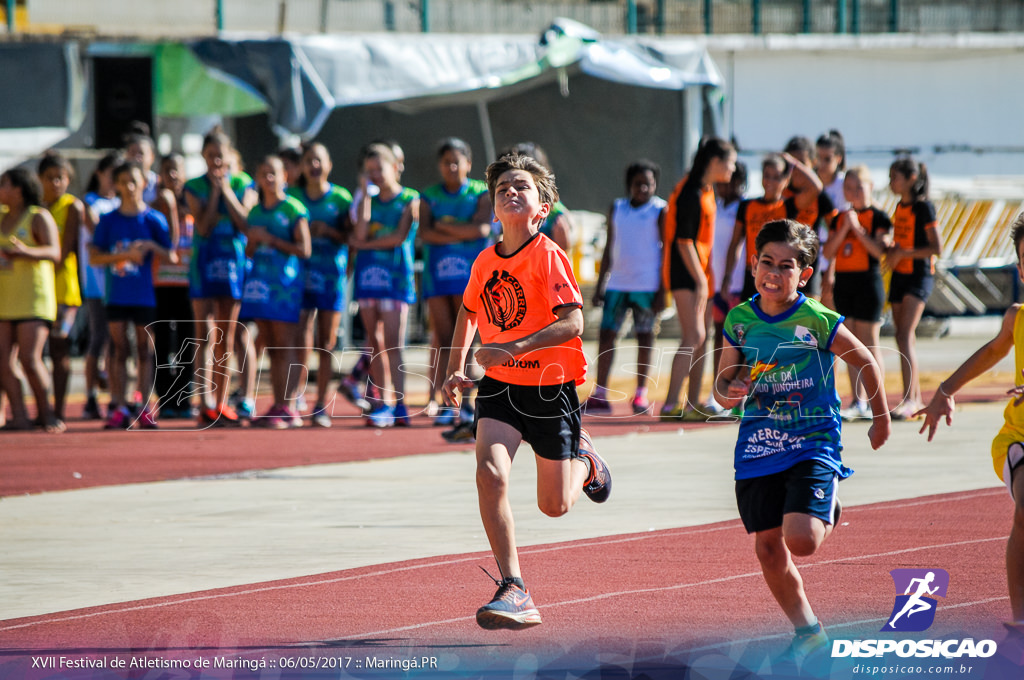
[[38, 151, 86, 422], [0, 168, 63, 432], [917, 212, 1024, 631]]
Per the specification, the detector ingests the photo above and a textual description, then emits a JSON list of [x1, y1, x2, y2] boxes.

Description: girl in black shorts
[[887, 157, 943, 420], [823, 166, 892, 421]]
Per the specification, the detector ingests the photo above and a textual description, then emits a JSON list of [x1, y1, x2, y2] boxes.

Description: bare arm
[[713, 343, 749, 408], [722, 216, 747, 296], [474, 305, 583, 371], [782, 152, 824, 212], [12, 211, 62, 262], [676, 238, 707, 299], [916, 304, 1018, 440], [593, 204, 615, 305], [549, 213, 573, 252], [434, 193, 494, 242], [442, 305, 480, 406], [831, 323, 891, 449], [350, 199, 419, 250], [153, 188, 180, 249]]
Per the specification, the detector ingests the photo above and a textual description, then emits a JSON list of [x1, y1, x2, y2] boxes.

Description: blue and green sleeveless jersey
[[240, 196, 308, 323], [723, 293, 851, 481], [420, 179, 490, 298], [288, 184, 352, 311], [353, 187, 419, 303], [184, 172, 253, 300]]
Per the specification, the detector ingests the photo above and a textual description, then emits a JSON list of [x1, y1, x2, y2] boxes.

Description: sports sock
[[508, 576, 525, 590], [795, 619, 821, 636]]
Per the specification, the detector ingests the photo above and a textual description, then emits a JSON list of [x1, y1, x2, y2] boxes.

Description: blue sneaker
[[236, 399, 256, 421], [459, 401, 475, 424], [578, 428, 611, 503], [393, 402, 410, 427], [365, 404, 394, 428], [434, 406, 457, 427], [476, 573, 542, 630]]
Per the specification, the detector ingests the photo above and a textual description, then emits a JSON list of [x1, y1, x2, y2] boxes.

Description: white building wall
[[700, 33, 1024, 182]]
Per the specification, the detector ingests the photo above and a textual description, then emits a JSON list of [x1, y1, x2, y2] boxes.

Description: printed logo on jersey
[[481, 269, 527, 331], [882, 569, 949, 632], [794, 325, 818, 348]]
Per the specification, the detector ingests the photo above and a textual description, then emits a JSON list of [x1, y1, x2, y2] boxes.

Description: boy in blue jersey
[[89, 161, 176, 430], [714, 219, 890, 664]]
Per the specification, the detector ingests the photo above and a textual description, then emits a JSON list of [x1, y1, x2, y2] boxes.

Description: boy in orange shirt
[[443, 153, 611, 630]]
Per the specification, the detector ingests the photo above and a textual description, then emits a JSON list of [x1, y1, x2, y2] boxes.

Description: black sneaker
[[442, 421, 476, 443], [476, 574, 542, 630], [578, 428, 611, 503], [83, 395, 103, 420]]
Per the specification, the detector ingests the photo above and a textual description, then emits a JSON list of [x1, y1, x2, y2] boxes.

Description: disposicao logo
[[882, 568, 949, 632], [831, 568, 997, 659]]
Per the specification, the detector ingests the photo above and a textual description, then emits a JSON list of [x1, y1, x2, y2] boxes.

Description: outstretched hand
[[915, 392, 954, 442]]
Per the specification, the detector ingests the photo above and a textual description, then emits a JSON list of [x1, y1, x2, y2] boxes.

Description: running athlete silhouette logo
[[881, 568, 949, 632], [481, 269, 527, 331]]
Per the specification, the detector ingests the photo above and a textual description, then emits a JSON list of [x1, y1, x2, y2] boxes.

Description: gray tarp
[[189, 19, 724, 139], [0, 42, 85, 130], [192, 20, 725, 211]]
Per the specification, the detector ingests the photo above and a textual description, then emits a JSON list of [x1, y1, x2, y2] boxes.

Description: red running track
[[0, 489, 1013, 666]]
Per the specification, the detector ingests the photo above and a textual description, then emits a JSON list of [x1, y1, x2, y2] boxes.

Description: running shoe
[[198, 406, 220, 427], [83, 395, 104, 420], [679, 408, 711, 423], [631, 394, 652, 415], [236, 398, 256, 422], [659, 405, 684, 422], [582, 395, 612, 415], [284, 405, 303, 428], [578, 428, 611, 503], [890, 403, 923, 422], [840, 401, 871, 422], [104, 405, 132, 430], [775, 624, 829, 666], [442, 421, 476, 443], [135, 406, 158, 429], [338, 375, 371, 412], [311, 403, 332, 428], [476, 573, 542, 630], [295, 394, 308, 413], [434, 406, 458, 427], [425, 400, 440, 418], [365, 404, 395, 428], [393, 402, 411, 427], [218, 403, 241, 426], [258, 405, 288, 430], [458, 401, 475, 424]]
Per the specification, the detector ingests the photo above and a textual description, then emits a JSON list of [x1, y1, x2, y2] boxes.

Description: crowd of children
[[0, 125, 946, 436], [14, 125, 1024, 666]]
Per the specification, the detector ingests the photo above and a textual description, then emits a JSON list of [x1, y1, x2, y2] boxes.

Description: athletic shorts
[[991, 431, 1024, 498], [475, 375, 581, 461], [833, 270, 885, 322], [888, 272, 934, 305], [0, 317, 52, 330], [358, 298, 409, 314], [600, 290, 657, 334], [106, 305, 157, 327], [668, 246, 703, 292], [735, 459, 840, 533]]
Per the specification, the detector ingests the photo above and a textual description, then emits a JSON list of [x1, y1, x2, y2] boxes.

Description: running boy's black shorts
[[475, 375, 581, 461]]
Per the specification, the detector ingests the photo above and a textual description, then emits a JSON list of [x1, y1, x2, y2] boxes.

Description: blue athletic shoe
[[434, 406, 457, 427], [393, 402, 410, 427], [459, 401, 475, 424], [578, 428, 611, 503], [476, 572, 542, 630], [365, 404, 394, 428]]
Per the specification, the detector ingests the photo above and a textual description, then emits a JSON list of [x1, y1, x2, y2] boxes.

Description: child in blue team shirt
[[89, 161, 175, 430], [714, 219, 890, 665], [241, 156, 311, 429]]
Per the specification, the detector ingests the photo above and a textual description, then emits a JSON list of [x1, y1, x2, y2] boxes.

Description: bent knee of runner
[[476, 461, 509, 496], [537, 495, 571, 518]]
